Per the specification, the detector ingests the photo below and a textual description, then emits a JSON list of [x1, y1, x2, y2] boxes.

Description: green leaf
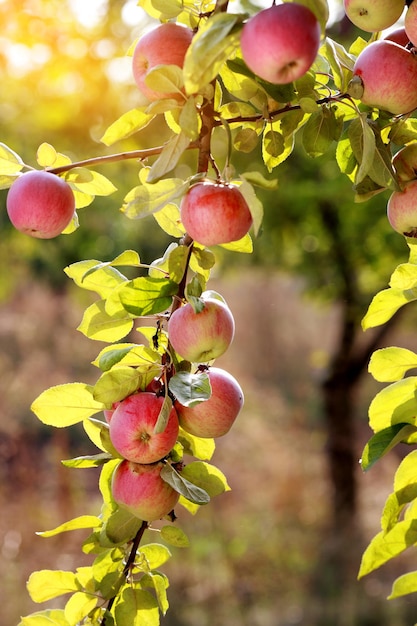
[[82, 251, 142, 281], [139, 543, 172, 569], [147, 131, 191, 182], [93, 367, 142, 405], [389, 571, 417, 599], [302, 106, 343, 157], [141, 572, 169, 615], [119, 276, 176, 316], [19, 609, 70, 626], [31, 383, 105, 427], [114, 587, 159, 626], [101, 108, 155, 146], [64, 591, 97, 625], [362, 287, 417, 330], [160, 464, 210, 505], [360, 424, 417, 471], [37, 515, 101, 538], [0, 142, 24, 174], [93, 344, 137, 371], [179, 96, 201, 140], [168, 371, 211, 407], [83, 417, 121, 457], [358, 520, 417, 578], [102, 508, 144, 546], [121, 177, 189, 219], [238, 179, 264, 237], [153, 394, 174, 434], [64, 260, 127, 298], [184, 13, 242, 94], [348, 114, 376, 185], [27, 570, 78, 603], [178, 428, 215, 460], [153, 200, 185, 237], [160, 525, 190, 547], [180, 461, 230, 497], [369, 347, 417, 382], [145, 64, 183, 97], [167, 245, 190, 283], [78, 300, 134, 342], [368, 377, 417, 433], [62, 452, 113, 468]]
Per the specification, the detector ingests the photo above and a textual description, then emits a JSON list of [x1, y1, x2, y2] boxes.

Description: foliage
[[2, 0, 417, 623]]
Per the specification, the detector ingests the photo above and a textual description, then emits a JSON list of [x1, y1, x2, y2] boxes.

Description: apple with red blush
[[240, 3, 321, 85], [132, 22, 193, 102], [387, 179, 417, 237], [392, 144, 417, 184], [168, 293, 235, 363], [405, 0, 417, 48], [6, 170, 75, 239], [180, 180, 253, 246], [175, 367, 244, 438], [109, 392, 179, 464], [384, 27, 410, 47], [112, 460, 179, 521]]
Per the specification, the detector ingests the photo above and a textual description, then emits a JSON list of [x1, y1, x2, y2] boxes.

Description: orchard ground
[[1, 270, 417, 626]]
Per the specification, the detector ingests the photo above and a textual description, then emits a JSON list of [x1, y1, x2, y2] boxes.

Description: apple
[[6, 170, 75, 239], [175, 367, 244, 438], [168, 294, 235, 363], [387, 179, 417, 236], [112, 460, 179, 522], [132, 22, 193, 102], [384, 27, 410, 47], [180, 181, 253, 246], [103, 401, 121, 424], [240, 3, 321, 84], [343, 0, 404, 33], [405, 0, 417, 47], [109, 392, 179, 464], [349, 40, 417, 115], [392, 144, 417, 184]]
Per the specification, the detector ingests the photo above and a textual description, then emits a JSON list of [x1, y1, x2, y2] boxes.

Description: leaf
[[238, 179, 264, 237], [153, 201, 184, 237], [160, 525, 190, 548], [360, 424, 417, 471], [64, 260, 127, 298], [358, 520, 417, 578], [362, 287, 417, 330], [121, 177, 189, 219], [139, 543, 172, 569], [19, 609, 71, 626], [64, 168, 117, 196], [102, 508, 143, 546], [27, 570, 78, 603], [168, 371, 211, 407], [302, 107, 343, 157], [101, 108, 155, 146], [389, 571, 417, 599], [114, 587, 159, 626], [0, 142, 24, 174], [179, 96, 201, 140], [119, 276, 177, 316], [37, 515, 101, 538], [145, 64, 184, 97], [83, 417, 120, 456], [31, 383, 105, 427], [62, 452, 112, 468], [178, 428, 215, 461], [93, 367, 142, 405], [64, 591, 97, 625], [93, 344, 137, 371], [390, 262, 417, 290], [348, 114, 376, 185], [147, 132, 190, 182], [153, 394, 173, 434], [369, 347, 417, 382], [183, 13, 242, 94], [180, 461, 230, 497], [368, 377, 417, 433], [394, 449, 417, 492], [78, 300, 134, 342], [141, 572, 169, 615], [160, 464, 210, 505]]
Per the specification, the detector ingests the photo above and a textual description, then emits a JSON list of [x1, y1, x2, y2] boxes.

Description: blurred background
[[1, 1, 417, 624]]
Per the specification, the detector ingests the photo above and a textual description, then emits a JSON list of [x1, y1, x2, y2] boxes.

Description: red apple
[[392, 144, 417, 184], [175, 367, 244, 438], [344, 0, 404, 33], [240, 3, 321, 84], [168, 294, 235, 363], [384, 27, 410, 47], [180, 181, 253, 246], [387, 179, 417, 236], [109, 392, 179, 464], [6, 170, 75, 239], [112, 460, 179, 521], [104, 401, 121, 424], [349, 40, 417, 115], [132, 22, 193, 102], [405, 0, 417, 48]]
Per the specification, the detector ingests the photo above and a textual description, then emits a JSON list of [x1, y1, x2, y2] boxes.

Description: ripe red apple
[[384, 27, 410, 47], [240, 3, 321, 84], [175, 367, 244, 438], [387, 179, 417, 236], [180, 181, 253, 246], [405, 0, 417, 48], [392, 144, 417, 184], [132, 22, 193, 102], [6, 170, 75, 239], [168, 294, 235, 363], [112, 460, 179, 521], [109, 392, 179, 464], [349, 40, 417, 115], [343, 0, 404, 32]]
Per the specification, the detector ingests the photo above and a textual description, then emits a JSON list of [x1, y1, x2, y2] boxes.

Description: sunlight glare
[[69, 0, 108, 28]]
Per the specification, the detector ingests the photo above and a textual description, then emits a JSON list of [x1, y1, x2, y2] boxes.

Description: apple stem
[[102, 520, 149, 624]]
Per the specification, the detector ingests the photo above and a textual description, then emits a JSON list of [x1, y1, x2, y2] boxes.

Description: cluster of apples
[[346, 0, 417, 115], [107, 291, 244, 522]]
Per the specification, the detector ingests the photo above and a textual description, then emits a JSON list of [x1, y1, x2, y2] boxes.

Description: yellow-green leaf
[[358, 520, 417, 578], [389, 571, 417, 599], [369, 347, 417, 382], [19, 609, 70, 626], [93, 367, 142, 405], [27, 570, 78, 603], [121, 177, 189, 219], [114, 587, 159, 626], [64, 167, 117, 196], [180, 461, 230, 497], [64, 591, 97, 625], [64, 259, 127, 298], [0, 142, 24, 174], [160, 525, 190, 548], [101, 108, 155, 146], [37, 515, 101, 538], [77, 300, 134, 342], [139, 543, 172, 570], [362, 287, 417, 330], [31, 383, 105, 427], [368, 377, 417, 433], [147, 131, 190, 183]]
